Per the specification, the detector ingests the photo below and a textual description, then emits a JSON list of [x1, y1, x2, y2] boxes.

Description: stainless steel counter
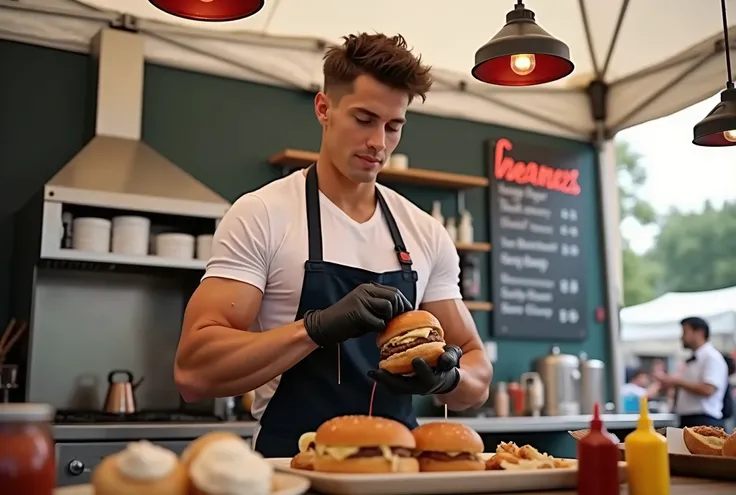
[[53, 413, 678, 441], [420, 413, 679, 433]]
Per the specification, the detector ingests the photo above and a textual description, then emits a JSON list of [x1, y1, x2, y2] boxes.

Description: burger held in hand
[[412, 422, 486, 472], [378, 310, 446, 375], [312, 415, 419, 473]]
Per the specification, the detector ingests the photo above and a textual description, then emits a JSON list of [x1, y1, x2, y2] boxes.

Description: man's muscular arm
[[175, 277, 317, 402]]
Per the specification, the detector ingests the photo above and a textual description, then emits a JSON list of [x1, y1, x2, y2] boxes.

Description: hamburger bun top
[[412, 422, 484, 454], [315, 415, 416, 449], [377, 310, 443, 348]]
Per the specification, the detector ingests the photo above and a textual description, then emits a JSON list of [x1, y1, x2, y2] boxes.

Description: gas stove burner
[[54, 410, 222, 424]]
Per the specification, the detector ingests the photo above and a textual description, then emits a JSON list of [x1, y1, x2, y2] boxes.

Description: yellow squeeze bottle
[[624, 397, 670, 495]]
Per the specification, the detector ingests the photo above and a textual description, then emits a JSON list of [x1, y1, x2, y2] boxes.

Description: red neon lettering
[[493, 138, 581, 196]]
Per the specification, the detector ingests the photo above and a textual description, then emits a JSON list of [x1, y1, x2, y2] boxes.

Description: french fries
[[485, 442, 576, 471]]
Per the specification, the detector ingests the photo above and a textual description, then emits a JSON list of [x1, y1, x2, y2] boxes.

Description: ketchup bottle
[[577, 402, 619, 495]]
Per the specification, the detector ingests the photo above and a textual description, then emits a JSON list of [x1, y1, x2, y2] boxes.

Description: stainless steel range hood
[[44, 28, 229, 219]]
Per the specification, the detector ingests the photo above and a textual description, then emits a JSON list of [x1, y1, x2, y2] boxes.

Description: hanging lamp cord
[[721, 0, 734, 88]]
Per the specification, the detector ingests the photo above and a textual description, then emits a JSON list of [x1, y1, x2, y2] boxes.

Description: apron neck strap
[[305, 165, 413, 271]]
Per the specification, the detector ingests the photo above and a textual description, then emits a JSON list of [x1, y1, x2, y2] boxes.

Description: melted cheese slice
[[315, 444, 402, 472], [387, 327, 433, 346], [298, 432, 316, 453]]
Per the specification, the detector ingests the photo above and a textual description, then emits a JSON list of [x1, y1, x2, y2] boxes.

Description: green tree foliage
[[616, 140, 661, 306], [651, 201, 736, 292], [616, 141, 656, 225]]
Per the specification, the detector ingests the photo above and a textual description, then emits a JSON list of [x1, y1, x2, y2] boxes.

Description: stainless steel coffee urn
[[579, 352, 606, 414], [533, 346, 581, 416]]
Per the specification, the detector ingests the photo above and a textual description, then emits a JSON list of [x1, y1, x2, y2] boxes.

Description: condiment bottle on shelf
[[459, 209, 474, 243], [507, 381, 525, 416], [445, 217, 458, 241], [624, 397, 669, 495], [577, 402, 619, 495], [493, 381, 510, 418]]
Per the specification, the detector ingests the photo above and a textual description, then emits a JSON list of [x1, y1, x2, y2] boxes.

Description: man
[[174, 33, 493, 457], [654, 317, 728, 428]]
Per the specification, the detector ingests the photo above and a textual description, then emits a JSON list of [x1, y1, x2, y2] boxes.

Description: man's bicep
[[420, 299, 482, 351], [182, 278, 263, 337], [701, 357, 728, 389]]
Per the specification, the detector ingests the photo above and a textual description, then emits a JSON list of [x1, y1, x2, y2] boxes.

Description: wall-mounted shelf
[[456, 242, 491, 253], [464, 301, 493, 312], [269, 149, 489, 190], [41, 248, 206, 271]]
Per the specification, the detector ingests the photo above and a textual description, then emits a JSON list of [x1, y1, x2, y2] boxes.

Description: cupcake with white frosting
[[91, 440, 188, 495], [181, 431, 246, 468], [189, 437, 274, 495]]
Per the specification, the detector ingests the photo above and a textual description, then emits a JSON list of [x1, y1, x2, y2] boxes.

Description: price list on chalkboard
[[488, 138, 588, 340]]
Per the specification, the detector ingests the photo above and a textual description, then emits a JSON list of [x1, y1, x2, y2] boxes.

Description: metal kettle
[[103, 369, 143, 414]]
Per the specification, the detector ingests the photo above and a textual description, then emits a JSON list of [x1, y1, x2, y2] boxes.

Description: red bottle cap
[[590, 402, 602, 432]]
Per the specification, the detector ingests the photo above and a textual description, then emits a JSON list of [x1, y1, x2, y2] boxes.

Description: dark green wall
[[0, 41, 608, 405]]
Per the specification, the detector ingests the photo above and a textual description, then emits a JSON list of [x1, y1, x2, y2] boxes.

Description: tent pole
[[594, 122, 624, 413]]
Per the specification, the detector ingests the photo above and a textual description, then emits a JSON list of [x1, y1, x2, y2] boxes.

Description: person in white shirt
[[654, 317, 729, 428], [173, 32, 493, 457], [621, 368, 656, 398]]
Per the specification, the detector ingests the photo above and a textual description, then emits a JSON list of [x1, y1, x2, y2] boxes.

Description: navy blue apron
[[254, 165, 419, 457]]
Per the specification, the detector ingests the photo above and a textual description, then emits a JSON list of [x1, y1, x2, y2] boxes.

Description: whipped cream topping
[[190, 438, 273, 495], [115, 440, 178, 481]]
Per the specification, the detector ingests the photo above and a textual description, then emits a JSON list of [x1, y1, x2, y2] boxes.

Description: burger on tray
[[412, 422, 485, 471], [378, 310, 446, 375], [311, 415, 419, 473]]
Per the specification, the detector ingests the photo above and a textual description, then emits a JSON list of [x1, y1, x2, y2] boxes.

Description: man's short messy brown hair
[[323, 33, 433, 103]]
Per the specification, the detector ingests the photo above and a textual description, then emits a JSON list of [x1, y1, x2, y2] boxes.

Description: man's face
[[681, 324, 697, 350], [315, 74, 409, 183]]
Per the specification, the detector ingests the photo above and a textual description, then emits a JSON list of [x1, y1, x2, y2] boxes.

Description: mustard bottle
[[624, 397, 670, 495]]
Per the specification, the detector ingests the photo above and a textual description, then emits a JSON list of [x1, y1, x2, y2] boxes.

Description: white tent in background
[[2, 0, 734, 409], [620, 286, 736, 342], [0, 0, 734, 140]]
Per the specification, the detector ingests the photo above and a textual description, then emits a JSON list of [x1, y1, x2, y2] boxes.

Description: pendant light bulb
[[510, 53, 536, 76], [723, 130, 736, 142]]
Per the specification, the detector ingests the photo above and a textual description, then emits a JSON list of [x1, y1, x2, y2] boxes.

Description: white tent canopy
[[1, 0, 735, 140], [620, 286, 736, 342]]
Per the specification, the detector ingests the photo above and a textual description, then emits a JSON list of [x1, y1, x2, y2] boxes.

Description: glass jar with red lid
[[0, 403, 56, 495]]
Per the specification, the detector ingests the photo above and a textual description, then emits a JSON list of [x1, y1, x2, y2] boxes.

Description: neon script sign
[[494, 138, 581, 196]]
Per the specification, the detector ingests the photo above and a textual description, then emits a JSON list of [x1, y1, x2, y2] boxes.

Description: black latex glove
[[303, 282, 412, 347], [367, 344, 463, 395]]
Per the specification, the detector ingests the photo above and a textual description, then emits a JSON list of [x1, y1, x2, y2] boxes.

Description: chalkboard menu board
[[488, 138, 588, 340]]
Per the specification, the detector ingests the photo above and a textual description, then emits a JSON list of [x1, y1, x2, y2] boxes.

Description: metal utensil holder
[[0, 364, 18, 403]]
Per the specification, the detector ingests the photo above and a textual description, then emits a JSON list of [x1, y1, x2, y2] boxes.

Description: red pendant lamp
[[148, 0, 265, 22], [472, 1, 573, 86], [693, 0, 736, 146]]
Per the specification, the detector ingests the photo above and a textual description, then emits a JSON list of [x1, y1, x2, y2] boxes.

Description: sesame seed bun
[[683, 426, 727, 456], [412, 422, 486, 472], [315, 415, 416, 448], [722, 433, 736, 458]]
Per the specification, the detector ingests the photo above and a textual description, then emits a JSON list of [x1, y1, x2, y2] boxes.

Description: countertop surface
[[299, 477, 734, 495], [52, 413, 678, 441]]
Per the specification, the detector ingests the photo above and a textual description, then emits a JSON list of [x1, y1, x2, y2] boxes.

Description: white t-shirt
[[675, 342, 729, 418], [202, 171, 462, 426]]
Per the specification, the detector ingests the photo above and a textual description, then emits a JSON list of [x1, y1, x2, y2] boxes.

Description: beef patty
[[418, 451, 480, 462], [344, 447, 413, 459], [380, 329, 442, 359]]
